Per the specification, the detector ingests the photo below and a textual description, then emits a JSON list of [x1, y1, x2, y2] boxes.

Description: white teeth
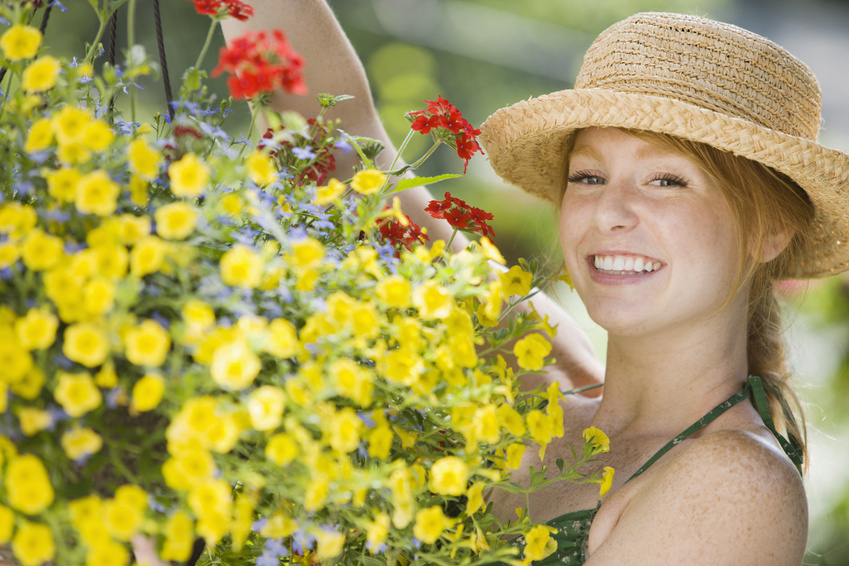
[[593, 254, 661, 274]]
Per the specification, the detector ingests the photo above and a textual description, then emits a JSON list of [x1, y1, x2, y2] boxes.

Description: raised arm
[[221, 0, 604, 393]]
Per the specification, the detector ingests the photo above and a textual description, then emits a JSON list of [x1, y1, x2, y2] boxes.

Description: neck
[[592, 297, 750, 438]]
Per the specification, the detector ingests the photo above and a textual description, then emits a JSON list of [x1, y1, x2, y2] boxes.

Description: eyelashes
[[566, 170, 689, 188]]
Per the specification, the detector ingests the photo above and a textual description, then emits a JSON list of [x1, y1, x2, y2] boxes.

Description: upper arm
[[586, 430, 808, 566]]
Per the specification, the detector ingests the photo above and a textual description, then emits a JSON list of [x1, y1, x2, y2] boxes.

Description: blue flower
[[292, 146, 316, 160], [335, 139, 353, 153]]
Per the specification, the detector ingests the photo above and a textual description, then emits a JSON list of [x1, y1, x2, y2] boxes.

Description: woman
[[135, 5, 847, 566]]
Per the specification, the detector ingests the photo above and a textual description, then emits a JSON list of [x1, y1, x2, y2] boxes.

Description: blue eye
[[568, 172, 605, 185], [650, 174, 687, 187]]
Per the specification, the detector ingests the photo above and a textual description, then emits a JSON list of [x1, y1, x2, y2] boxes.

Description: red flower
[[189, 0, 254, 21], [378, 212, 429, 252], [212, 30, 307, 100], [425, 192, 495, 239], [408, 96, 483, 173]]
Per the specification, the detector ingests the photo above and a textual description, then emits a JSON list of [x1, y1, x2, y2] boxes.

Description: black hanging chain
[[152, 0, 175, 122], [107, 9, 119, 120]]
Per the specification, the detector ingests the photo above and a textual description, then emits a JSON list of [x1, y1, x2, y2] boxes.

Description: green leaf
[[391, 174, 461, 194], [556, 457, 565, 473], [317, 93, 355, 107]]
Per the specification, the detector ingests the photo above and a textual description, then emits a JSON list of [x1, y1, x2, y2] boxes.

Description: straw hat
[[479, 12, 849, 279]]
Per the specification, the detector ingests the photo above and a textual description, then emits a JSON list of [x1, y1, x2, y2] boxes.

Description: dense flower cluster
[[260, 119, 337, 185], [425, 191, 495, 239], [212, 29, 307, 99], [0, 4, 612, 566], [408, 95, 483, 172]]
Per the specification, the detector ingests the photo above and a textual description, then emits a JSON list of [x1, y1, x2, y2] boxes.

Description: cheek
[[559, 192, 589, 268]]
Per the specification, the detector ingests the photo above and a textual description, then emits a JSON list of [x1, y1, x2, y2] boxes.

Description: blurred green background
[[25, 0, 849, 563]]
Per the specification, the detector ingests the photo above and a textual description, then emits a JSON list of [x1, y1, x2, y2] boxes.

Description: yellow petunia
[[0, 24, 42, 61], [598, 466, 615, 497], [76, 170, 119, 216], [20, 229, 63, 271], [11, 521, 55, 566], [220, 244, 263, 288], [429, 456, 469, 496], [513, 333, 552, 371], [24, 117, 53, 153], [61, 426, 103, 460], [523, 524, 556, 562], [130, 235, 167, 277], [497, 403, 526, 437], [582, 426, 611, 455], [22, 55, 60, 92], [161, 510, 195, 561], [82, 120, 114, 152], [118, 213, 151, 244], [210, 340, 261, 390], [375, 275, 411, 309], [313, 178, 345, 205], [124, 319, 171, 368], [82, 277, 115, 317], [15, 307, 59, 350], [17, 407, 51, 436], [247, 385, 286, 431], [412, 280, 454, 320], [413, 506, 448, 545], [5, 454, 55, 515], [0, 504, 13, 544], [499, 265, 533, 297], [131, 373, 165, 412], [62, 322, 109, 368], [245, 150, 277, 186], [350, 168, 386, 195], [326, 407, 361, 454], [155, 201, 198, 240], [315, 529, 346, 561], [46, 167, 81, 202], [53, 370, 102, 417], [127, 139, 162, 181], [169, 152, 209, 197], [52, 106, 91, 146], [265, 432, 298, 466], [288, 237, 325, 268]]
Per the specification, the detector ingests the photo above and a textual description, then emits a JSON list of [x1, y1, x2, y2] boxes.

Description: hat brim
[[479, 88, 849, 279]]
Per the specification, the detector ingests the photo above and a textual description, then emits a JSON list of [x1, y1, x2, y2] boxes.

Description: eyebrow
[[569, 143, 600, 160]]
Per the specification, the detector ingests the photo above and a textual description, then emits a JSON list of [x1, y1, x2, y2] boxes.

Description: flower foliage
[[408, 95, 483, 173], [426, 191, 495, 239], [0, 3, 610, 566]]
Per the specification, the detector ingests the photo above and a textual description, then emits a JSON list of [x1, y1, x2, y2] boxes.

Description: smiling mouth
[[593, 254, 662, 274]]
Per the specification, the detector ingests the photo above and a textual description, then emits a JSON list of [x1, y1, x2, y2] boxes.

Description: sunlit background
[[33, 0, 849, 563]]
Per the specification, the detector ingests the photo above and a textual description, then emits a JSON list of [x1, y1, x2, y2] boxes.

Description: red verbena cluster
[[212, 30, 307, 100], [259, 119, 337, 185], [425, 192, 494, 239], [378, 212, 429, 252], [189, 0, 253, 21], [408, 96, 483, 173]]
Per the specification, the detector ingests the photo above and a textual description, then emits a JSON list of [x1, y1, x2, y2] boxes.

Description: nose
[[591, 181, 639, 232]]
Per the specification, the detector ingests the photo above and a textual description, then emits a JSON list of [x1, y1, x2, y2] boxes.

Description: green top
[[514, 375, 804, 565]]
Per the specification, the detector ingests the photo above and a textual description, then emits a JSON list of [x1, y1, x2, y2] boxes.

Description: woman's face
[[559, 127, 743, 337]]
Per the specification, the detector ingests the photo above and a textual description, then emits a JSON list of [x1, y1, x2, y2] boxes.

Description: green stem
[[235, 104, 262, 160], [389, 128, 417, 172], [194, 19, 219, 71], [85, 16, 109, 62], [445, 227, 459, 251], [406, 140, 440, 170], [127, 0, 137, 122]]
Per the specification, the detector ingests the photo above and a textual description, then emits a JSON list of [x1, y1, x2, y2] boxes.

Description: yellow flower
[[523, 524, 556, 561], [124, 319, 171, 367], [265, 318, 300, 359], [499, 265, 533, 296], [54, 370, 102, 417], [583, 426, 611, 455], [304, 475, 329, 511], [130, 235, 167, 277], [5, 454, 55, 514], [210, 340, 261, 390], [82, 120, 114, 152], [598, 466, 615, 497], [169, 153, 209, 197], [366, 512, 390, 552], [46, 167, 81, 202], [102, 498, 143, 541], [95, 360, 118, 388], [53, 105, 91, 146], [248, 385, 286, 431], [63, 322, 109, 368], [413, 506, 447, 544], [0, 241, 19, 269], [15, 307, 59, 350], [25, 117, 53, 153], [246, 150, 277, 186], [22, 55, 60, 92], [265, 432, 299, 466], [84, 539, 129, 566], [188, 478, 231, 520], [412, 280, 453, 320], [220, 244, 263, 288], [11, 367, 45, 400], [472, 404, 501, 444], [161, 510, 195, 561], [0, 504, 13, 544], [0, 24, 42, 61], [127, 139, 162, 181], [0, 332, 33, 383], [375, 275, 411, 309], [315, 529, 346, 561], [367, 425, 393, 460], [479, 236, 505, 264], [182, 299, 216, 330], [497, 403, 526, 436], [20, 229, 63, 271], [155, 201, 198, 240], [289, 237, 325, 268], [92, 242, 129, 279], [513, 333, 552, 371], [82, 277, 115, 317], [329, 358, 373, 406], [61, 426, 103, 460], [350, 168, 386, 195], [118, 213, 151, 244], [326, 407, 362, 453], [76, 170, 119, 216], [129, 175, 148, 206], [313, 178, 345, 205], [429, 456, 469, 496], [466, 481, 486, 515], [17, 407, 51, 436], [11, 522, 55, 566], [527, 410, 552, 459], [131, 373, 165, 412]]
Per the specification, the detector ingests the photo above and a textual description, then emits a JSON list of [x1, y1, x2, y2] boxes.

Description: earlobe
[[760, 229, 795, 263]]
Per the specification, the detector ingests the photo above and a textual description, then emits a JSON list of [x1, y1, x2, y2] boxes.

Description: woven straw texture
[[479, 12, 849, 279]]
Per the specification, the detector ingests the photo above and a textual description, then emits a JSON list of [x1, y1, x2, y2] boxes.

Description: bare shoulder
[[587, 429, 808, 565]]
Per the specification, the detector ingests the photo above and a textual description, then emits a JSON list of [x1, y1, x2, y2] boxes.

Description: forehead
[[570, 127, 694, 162]]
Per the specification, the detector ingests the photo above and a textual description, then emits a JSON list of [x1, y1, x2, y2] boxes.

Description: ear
[[759, 228, 795, 263]]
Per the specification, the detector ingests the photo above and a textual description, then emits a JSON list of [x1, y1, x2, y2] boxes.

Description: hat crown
[[574, 12, 822, 141]]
